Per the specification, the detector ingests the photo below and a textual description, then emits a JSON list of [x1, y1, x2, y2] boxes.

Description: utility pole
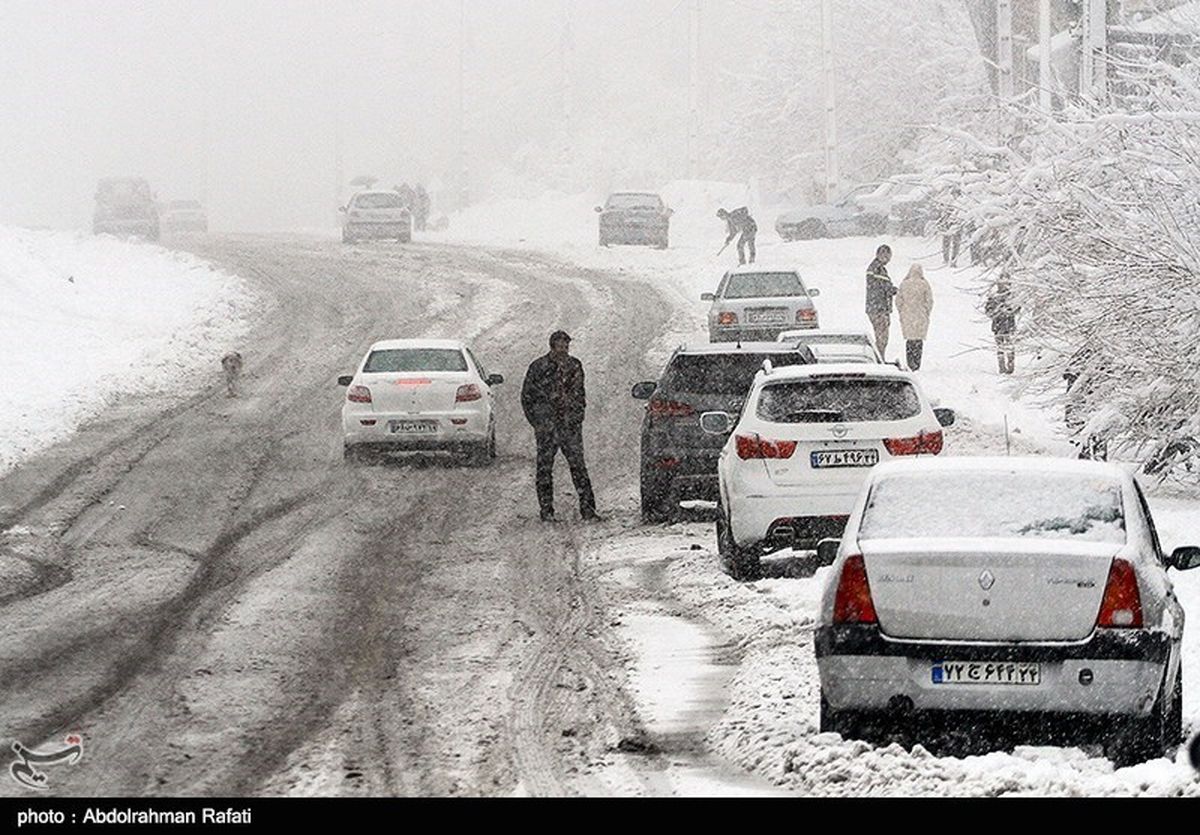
[[819, 0, 838, 202], [1079, 0, 1108, 103], [561, 0, 574, 184], [996, 0, 1014, 99], [688, 0, 700, 180], [1039, 0, 1052, 111], [457, 0, 468, 210]]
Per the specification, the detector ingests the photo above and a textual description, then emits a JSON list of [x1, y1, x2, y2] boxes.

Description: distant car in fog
[[595, 191, 672, 248], [340, 191, 412, 244], [160, 199, 208, 234], [93, 177, 159, 240], [703, 266, 820, 342], [886, 184, 936, 237], [776, 183, 926, 241], [776, 328, 883, 364]]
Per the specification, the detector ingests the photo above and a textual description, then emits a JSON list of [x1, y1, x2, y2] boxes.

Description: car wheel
[[796, 219, 827, 240], [1106, 666, 1180, 767], [861, 214, 887, 235], [716, 499, 760, 581], [640, 469, 671, 523], [654, 234, 669, 250], [820, 693, 864, 739], [343, 444, 368, 464], [342, 230, 354, 244], [467, 422, 497, 467]]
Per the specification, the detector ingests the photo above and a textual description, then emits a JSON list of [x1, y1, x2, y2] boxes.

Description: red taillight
[[455, 383, 483, 402], [883, 429, 943, 456], [648, 398, 696, 418], [833, 554, 878, 624], [348, 385, 372, 403], [718, 312, 738, 325], [796, 308, 818, 324], [735, 433, 797, 459], [1097, 558, 1143, 628]]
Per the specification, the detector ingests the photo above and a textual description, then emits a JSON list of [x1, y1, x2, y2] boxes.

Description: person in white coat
[[896, 263, 933, 371]]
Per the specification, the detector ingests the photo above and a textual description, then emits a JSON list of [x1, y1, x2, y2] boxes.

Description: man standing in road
[[521, 330, 602, 522], [717, 207, 757, 265], [865, 244, 897, 361]]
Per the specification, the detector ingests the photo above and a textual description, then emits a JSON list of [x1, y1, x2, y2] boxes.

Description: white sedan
[[339, 338, 502, 464], [703, 362, 953, 580], [816, 456, 1200, 766]]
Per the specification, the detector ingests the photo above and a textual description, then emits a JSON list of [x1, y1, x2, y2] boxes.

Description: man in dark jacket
[[717, 207, 757, 265], [984, 280, 1018, 374], [521, 330, 600, 522], [865, 244, 897, 360]]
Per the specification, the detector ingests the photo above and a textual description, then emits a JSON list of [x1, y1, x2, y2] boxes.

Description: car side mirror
[[934, 408, 956, 427], [701, 292, 715, 302], [337, 375, 353, 386], [594, 206, 603, 213], [699, 411, 733, 435], [816, 538, 840, 566], [1168, 545, 1200, 571], [807, 288, 820, 297], [1190, 732, 1200, 772], [665, 207, 674, 216], [631, 381, 657, 400], [486, 373, 504, 386]]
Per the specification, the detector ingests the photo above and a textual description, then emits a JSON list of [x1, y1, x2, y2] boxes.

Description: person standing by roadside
[[896, 263, 933, 371], [521, 330, 602, 522], [865, 244, 897, 361], [985, 279, 1019, 374]]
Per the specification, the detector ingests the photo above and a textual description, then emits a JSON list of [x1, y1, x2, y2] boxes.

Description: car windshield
[[363, 348, 467, 373], [664, 353, 808, 395], [98, 181, 149, 202], [860, 472, 1127, 544], [723, 272, 805, 299], [606, 194, 662, 210], [355, 193, 403, 209], [756, 377, 920, 422]]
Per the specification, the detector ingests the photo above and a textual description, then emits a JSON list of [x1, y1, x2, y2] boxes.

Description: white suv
[[703, 363, 953, 580]]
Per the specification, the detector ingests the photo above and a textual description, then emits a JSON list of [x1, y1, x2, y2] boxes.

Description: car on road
[[595, 191, 672, 248], [702, 363, 953, 579], [340, 191, 413, 243], [774, 183, 894, 241], [776, 328, 883, 364], [632, 342, 815, 522], [814, 456, 1200, 766], [92, 177, 159, 240], [886, 184, 936, 237], [160, 199, 208, 234], [339, 338, 503, 464], [704, 266, 820, 342]]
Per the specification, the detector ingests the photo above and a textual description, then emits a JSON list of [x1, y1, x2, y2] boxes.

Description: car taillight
[[648, 398, 695, 418], [883, 430, 943, 456], [718, 312, 738, 325], [456, 383, 483, 402], [735, 433, 797, 459], [347, 385, 372, 403], [796, 308, 818, 324], [1097, 558, 1143, 628], [833, 554, 878, 624]]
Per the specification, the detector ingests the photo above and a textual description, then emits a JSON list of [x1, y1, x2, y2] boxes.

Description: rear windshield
[[607, 193, 662, 210], [354, 193, 403, 209], [723, 272, 805, 299], [664, 353, 808, 395], [363, 348, 467, 373], [756, 378, 920, 422], [860, 472, 1126, 544]]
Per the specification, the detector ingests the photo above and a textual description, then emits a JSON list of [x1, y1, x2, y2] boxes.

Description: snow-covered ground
[[447, 185, 1200, 795], [0, 228, 260, 474]]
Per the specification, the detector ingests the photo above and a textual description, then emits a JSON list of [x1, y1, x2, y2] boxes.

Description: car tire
[[342, 230, 354, 244], [796, 219, 827, 240], [716, 499, 760, 581], [1106, 666, 1180, 767], [819, 693, 863, 739], [467, 422, 497, 467], [640, 469, 672, 523], [654, 234, 669, 250], [343, 444, 368, 464], [861, 214, 887, 236]]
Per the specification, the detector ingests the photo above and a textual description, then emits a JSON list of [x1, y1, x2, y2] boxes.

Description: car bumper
[[727, 486, 860, 548], [709, 323, 816, 342], [600, 224, 668, 244], [342, 409, 490, 448], [815, 624, 1169, 717], [346, 222, 410, 238]]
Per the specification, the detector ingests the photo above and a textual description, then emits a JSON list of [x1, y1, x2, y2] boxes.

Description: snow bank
[[0, 228, 260, 473]]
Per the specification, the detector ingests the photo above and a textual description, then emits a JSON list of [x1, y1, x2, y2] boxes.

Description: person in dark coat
[[717, 207, 757, 265], [865, 244, 897, 361], [521, 330, 601, 522], [984, 279, 1019, 374], [414, 184, 431, 231]]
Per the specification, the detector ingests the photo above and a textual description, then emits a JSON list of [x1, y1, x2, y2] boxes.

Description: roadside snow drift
[[0, 228, 259, 473]]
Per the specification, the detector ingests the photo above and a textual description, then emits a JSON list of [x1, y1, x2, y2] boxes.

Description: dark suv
[[632, 343, 814, 522]]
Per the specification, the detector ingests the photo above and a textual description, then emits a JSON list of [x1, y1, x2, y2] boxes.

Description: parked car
[[160, 199, 208, 234], [886, 184, 936, 236], [776, 328, 883, 364], [595, 192, 672, 248], [815, 456, 1200, 766], [702, 363, 954, 579], [341, 191, 413, 243], [338, 338, 502, 464], [775, 183, 894, 241], [631, 342, 815, 522], [92, 177, 159, 240], [704, 266, 820, 342]]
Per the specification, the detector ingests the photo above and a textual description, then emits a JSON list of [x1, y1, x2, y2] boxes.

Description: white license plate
[[811, 448, 879, 468], [747, 309, 787, 324], [388, 420, 437, 434], [932, 661, 1041, 686]]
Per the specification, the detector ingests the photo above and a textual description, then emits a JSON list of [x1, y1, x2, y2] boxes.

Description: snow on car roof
[[869, 455, 1129, 481], [778, 327, 875, 342], [758, 361, 909, 381], [725, 264, 801, 276], [369, 338, 466, 351], [676, 341, 812, 355]]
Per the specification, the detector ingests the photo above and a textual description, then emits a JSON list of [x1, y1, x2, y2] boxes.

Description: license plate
[[388, 420, 437, 434], [747, 308, 787, 324], [932, 661, 1041, 686], [811, 448, 878, 468]]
